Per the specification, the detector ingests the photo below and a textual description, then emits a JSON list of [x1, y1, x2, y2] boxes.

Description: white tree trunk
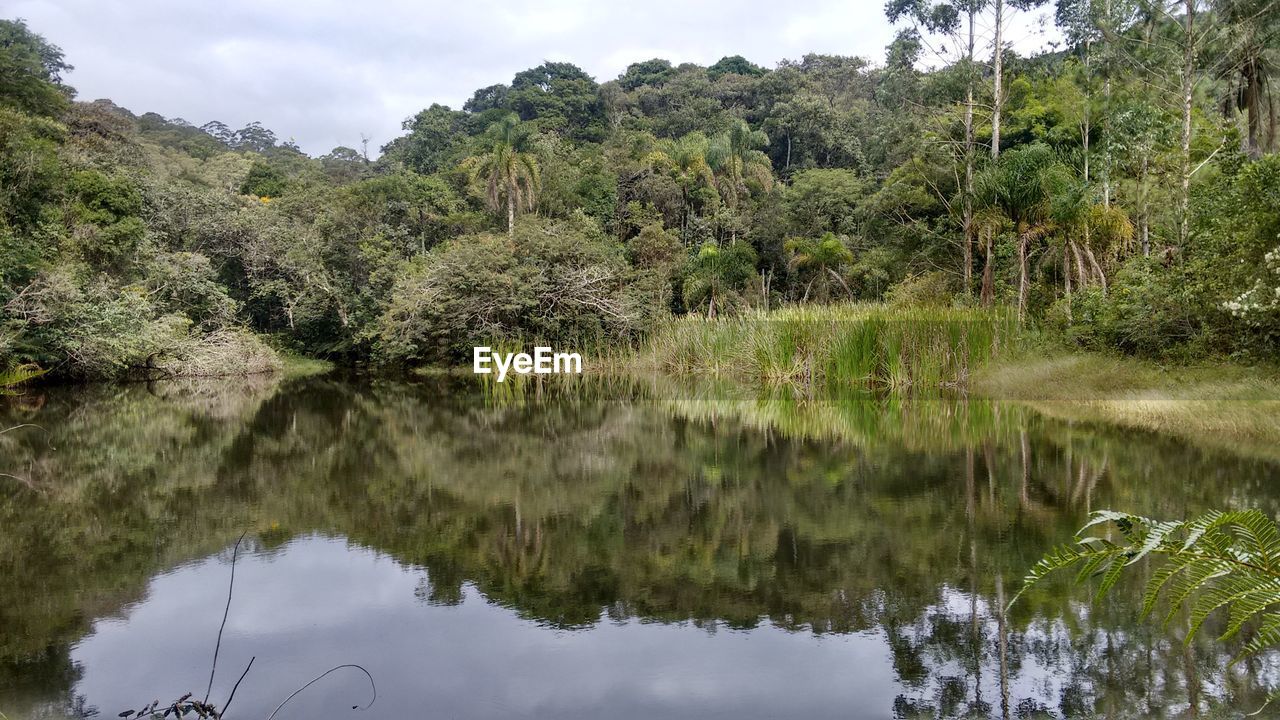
[[991, 0, 1005, 160]]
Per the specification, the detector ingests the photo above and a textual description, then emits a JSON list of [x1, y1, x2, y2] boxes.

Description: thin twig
[[0, 424, 45, 436], [0, 473, 35, 489], [219, 656, 255, 717], [264, 665, 377, 720], [204, 531, 248, 704]]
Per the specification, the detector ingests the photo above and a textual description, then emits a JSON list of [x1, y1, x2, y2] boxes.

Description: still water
[[2, 374, 1279, 719]]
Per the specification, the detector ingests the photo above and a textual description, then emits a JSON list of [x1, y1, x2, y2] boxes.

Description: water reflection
[[1, 375, 1278, 719]]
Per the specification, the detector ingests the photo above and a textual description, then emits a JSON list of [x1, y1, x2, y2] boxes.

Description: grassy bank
[[973, 353, 1280, 460], [623, 304, 1018, 391], [614, 304, 1280, 460]]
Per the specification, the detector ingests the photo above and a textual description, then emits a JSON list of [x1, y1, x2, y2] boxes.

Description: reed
[[632, 304, 1018, 392]]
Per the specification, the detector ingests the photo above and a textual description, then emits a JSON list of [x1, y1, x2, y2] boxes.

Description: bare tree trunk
[[981, 227, 995, 306], [963, 8, 977, 295], [1017, 231, 1029, 322], [1140, 153, 1151, 256], [1103, 0, 1113, 207], [507, 181, 516, 238], [1083, 40, 1092, 186], [1064, 243, 1073, 320], [1244, 60, 1261, 157], [991, 0, 1005, 160], [1177, 0, 1196, 248], [1083, 242, 1108, 294], [828, 267, 853, 298]]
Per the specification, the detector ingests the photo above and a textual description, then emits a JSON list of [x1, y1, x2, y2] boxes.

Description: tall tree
[[990, 0, 1052, 159], [683, 240, 758, 318], [708, 119, 774, 240], [1214, 0, 1279, 157], [785, 232, 855, 301], [0, 18, 73, 117], [467, 113, 541, 237], [975, 143, 1070, 320], [647, 132, 718, 242], [887, 0, 989, 293]]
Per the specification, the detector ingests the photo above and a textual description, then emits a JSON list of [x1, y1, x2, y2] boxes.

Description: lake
[[2, 373, 1278, 719]]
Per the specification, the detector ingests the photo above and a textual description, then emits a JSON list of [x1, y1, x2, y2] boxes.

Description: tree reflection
[[2, 375, 1278, 718]]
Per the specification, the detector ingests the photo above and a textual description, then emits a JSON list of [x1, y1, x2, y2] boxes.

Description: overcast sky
[[11, 0, 1057, 156]]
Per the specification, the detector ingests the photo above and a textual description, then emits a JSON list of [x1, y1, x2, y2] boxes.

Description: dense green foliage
[[1, 3, 1278, 378]]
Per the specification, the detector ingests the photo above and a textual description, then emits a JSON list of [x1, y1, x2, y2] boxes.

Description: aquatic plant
[[634, 303, 1018, 391]]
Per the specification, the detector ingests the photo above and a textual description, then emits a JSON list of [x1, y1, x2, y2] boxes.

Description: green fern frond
[[1013, 509, 1280, 669], [0, 363, 45, 394]]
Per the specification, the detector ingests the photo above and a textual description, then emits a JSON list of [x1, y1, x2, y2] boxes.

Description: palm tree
[[785, 232, 854, 302], [647, 133, 717, 242], [1050, 180, 1133, 311], [709, 121, 774, 225], [974, 144, 1070, 321], [683, 241, 758, 319], [1214, 0, 1279, 156], [467, 113, 541, 237]]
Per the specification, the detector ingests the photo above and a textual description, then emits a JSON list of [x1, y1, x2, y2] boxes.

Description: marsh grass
[[627, 304, 1018, 392], [975, 353, 1280, 461]]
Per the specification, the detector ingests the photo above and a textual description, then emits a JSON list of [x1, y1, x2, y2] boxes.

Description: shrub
[[376, 215, 655, 363], [5, 266, 276, 379], [885, 271, 954, 308], [239, 160, 288, 198]]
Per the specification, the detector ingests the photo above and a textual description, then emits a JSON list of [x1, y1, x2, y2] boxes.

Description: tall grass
[[631, 304, 1018, 392]]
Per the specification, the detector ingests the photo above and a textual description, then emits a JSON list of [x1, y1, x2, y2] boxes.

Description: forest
[[1, 0, 1278, 381]]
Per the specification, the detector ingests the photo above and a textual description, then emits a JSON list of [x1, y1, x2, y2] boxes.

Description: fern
[[0, 363, 45, 395], [1012, 509, 1280, 709]]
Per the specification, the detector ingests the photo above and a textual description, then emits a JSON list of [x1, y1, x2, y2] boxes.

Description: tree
[[682, 241, 758, 318], [708, 120, 774, 240], [707, 55, 767, 79], [230, 121, 279, 153], [617, 59, 675, 90], [646, 132, 718, 242], [887, 0, 989, 293], [0, 18, 73, 118], [0, 107, 63, 233], [1213, 0, 1279, 156], [988, 0, 1052, 159], [239, 161, 288, 198], [1049, 178, 1134, 308], [782, 169, 865, 237], [785, 232, 855, 301], [507, 62, 606, 141], [975, 143, 1071, 319], [466, 113, 541, 237], [380, 103, 469, 174], [376, 216, 643, 362]]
